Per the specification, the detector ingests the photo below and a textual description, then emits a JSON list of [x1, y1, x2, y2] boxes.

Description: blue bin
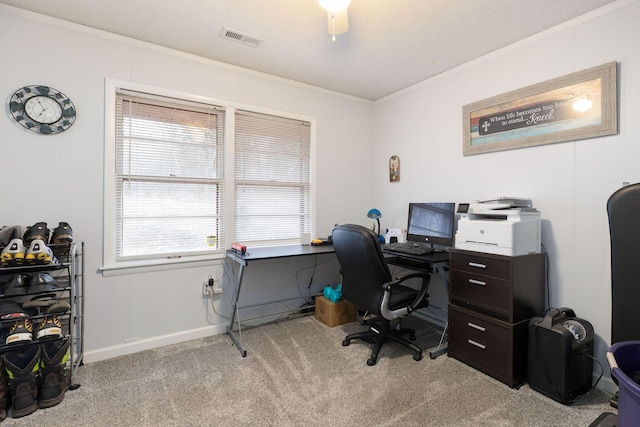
[[607, 341, 640, 427]]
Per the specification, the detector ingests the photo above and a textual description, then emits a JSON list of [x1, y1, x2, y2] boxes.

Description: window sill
[[100, 253, 226, 277]]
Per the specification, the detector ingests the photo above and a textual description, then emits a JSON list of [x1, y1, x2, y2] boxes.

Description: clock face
[[9, 85, 76, 134], [24, 96, 63, 124]]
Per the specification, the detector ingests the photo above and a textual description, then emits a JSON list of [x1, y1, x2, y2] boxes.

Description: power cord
[[541, 243, 550, 311], [295, 254, 336, 304]]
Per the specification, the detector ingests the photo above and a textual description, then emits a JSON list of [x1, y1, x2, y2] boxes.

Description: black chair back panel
[[332, 224, 392, 314], [607, 183, 640, 343]]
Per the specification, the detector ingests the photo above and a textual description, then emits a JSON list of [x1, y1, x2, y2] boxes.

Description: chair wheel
[[342, 339, 351, 346], [367, 358, 377, 366], [413, 353, 423, 362]]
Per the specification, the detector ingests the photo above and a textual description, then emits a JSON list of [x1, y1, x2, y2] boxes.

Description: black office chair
[[331, 224, 431, 366]]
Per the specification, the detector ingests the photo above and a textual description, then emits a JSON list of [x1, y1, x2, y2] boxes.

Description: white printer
[[455, 197, 541, 256]]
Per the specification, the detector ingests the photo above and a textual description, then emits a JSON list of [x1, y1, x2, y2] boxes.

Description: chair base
[[342, 320, 423, 366]]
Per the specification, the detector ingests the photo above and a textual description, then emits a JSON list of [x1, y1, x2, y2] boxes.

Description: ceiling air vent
[[219, 27, 263, 48]]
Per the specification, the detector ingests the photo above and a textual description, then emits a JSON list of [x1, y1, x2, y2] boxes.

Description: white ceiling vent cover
[[219, 27, 263, 48]]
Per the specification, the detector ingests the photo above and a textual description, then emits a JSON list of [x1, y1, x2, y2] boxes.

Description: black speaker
[[527, 308, 594, 404]]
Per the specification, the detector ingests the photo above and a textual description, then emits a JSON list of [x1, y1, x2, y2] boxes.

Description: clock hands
[[35, 99, 49, 118]]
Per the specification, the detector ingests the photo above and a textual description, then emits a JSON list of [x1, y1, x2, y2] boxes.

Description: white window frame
[[102, 79, 316, 275]]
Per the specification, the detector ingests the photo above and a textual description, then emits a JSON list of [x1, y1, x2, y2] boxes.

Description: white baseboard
[[83, 324, 228, 363]]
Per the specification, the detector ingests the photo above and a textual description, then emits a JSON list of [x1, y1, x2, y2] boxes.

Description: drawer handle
[[468, 339, 486, 350], [468, 262, 486, 269], [467, 322, 486, 332], [468, 279, 486, 286]]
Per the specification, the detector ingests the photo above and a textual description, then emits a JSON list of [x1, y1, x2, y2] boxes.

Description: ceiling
[[0, 0, 616, 101]]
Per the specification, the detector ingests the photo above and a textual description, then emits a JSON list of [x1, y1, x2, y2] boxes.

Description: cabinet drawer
[[450, 269, 510, 319], [449, 306, 510, 378], [447, 304, 529, 388], [450, 252, 511, 279]]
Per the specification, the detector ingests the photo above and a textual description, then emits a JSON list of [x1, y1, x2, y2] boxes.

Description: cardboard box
[[315, 296, 357, 327]]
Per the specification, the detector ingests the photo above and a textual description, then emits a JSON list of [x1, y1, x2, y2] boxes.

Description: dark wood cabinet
[[447, 248, 545, 387]]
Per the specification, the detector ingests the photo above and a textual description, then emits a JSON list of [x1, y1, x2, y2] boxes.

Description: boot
[[39, 339, 70, 408], [0, 358, 9, 421], [3, 346, 40, 418]]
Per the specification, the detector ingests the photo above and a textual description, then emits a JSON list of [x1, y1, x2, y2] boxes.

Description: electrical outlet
[[203, 281, 211, 296], [203, 276, 220, 296]]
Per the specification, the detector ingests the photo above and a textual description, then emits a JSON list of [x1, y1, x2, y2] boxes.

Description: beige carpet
[[2, 315, 615, 426]]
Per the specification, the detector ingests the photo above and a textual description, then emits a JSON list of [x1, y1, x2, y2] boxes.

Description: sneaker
[[23, 222, 49, 247], [50, 222, 73, 259], [24, 239, 56, 265], [45, 300, 71, 314], [2, 275, 29, 304], [21, 273, 65, 309], [50, 222, 73, 245], [5, 318, 33, 345], [0, 302, 28, 345], [0, 238, 26, 266], [0, 301, 27, 321], [45, 302, 71, 336], [0, 226, 26, 247], [35, 315, 63, 340]]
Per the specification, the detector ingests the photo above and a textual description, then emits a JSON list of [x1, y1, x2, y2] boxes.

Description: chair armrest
[[380, 271, 431, 320]]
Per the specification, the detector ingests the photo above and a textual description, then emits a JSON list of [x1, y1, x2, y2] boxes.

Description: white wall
[[372, 0, 640, 392], [0, 5, 373, 361]]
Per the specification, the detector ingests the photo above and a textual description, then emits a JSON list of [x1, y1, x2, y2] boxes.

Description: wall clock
[[9, 85, 76, 134]]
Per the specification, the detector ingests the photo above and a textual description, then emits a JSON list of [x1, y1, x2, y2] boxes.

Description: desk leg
[[427, 264, 449, 359], [228, 262, 247, 357]]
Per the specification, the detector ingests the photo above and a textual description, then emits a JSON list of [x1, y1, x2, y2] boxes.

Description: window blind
[[115, 90, 225, 260], [234, 110, 311, 246]]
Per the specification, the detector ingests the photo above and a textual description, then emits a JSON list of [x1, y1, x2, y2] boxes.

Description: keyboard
[[382, 242, 433, 255]]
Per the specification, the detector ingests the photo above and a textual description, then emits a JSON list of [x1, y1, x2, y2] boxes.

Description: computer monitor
[[406, 202, 456, 249]]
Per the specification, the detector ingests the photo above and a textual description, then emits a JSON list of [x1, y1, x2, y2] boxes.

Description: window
[[234, 110, 311, 246], [114, 90, 225, 261], [104, 81, 315, 272]]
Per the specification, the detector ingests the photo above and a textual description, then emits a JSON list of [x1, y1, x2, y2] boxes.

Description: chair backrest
[[607, 183, 640, 343], [332, 224, 392, 314]]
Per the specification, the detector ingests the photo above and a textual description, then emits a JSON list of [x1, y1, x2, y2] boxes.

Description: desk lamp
[[367, 208, 384, 243]]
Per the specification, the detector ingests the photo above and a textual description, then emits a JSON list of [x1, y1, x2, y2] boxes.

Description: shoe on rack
[[4, 318, 34, 345], [24, 239, 56, 265], [3, 346, 41, 418], [50, 222, 73, 245], [0, 301, 27, 321], [35, 315, 63, 340], [22, 222, 49, 247], [50, 222, 73, 259], [46, 300, 71, 314], [0, 225, 26, 247], [21, 273, 65, 310], [0, 239, 26, 267], [38, 339, 71, 409], [0, 357, 9, 421], [2, 275, 29, 304], [0, 301, 28, 346]]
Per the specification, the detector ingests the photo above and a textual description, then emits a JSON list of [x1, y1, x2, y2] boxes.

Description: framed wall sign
[[462, 62, 618, 156]]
